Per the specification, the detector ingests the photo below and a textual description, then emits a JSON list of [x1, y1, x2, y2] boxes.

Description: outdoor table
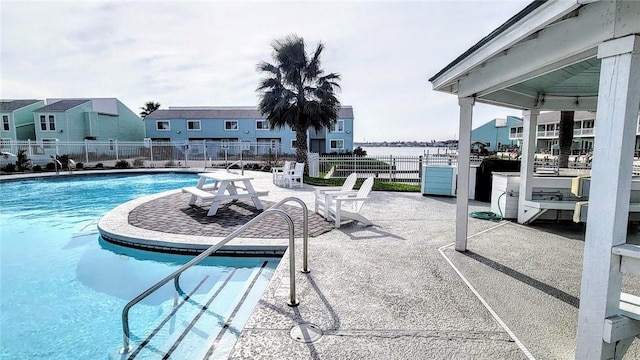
[[182, 172, 268, 216]]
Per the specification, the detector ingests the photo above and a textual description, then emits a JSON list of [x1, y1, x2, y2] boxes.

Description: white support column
[[517, 109, 539, 224], [576, 35, 640, 360], [455, 97, 474, 252]]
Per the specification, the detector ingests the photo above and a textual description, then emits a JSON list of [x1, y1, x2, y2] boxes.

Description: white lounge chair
[[315, 173, 358, 219], [284, 162, 305, 188], [272, 160, 291, 186], [327, 176, 375, 228]]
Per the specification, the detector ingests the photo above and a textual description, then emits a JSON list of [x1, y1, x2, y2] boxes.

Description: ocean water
[[360, 146, 456, 157]]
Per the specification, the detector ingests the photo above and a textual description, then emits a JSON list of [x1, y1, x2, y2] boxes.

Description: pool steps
[[121, 262, 269, 359]]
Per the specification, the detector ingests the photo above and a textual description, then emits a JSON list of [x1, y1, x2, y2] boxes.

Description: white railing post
[[115, 140, 119, 161], [184, 141, 189, 168], [84, 140, 89, 163]]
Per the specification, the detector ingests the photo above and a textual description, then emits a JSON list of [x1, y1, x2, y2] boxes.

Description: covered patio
[[430, 1, 640, 359]]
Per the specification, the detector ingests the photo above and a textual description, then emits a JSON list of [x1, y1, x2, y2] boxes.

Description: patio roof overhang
[[429, 1, 640, 359], [430, 0, 640, 112]]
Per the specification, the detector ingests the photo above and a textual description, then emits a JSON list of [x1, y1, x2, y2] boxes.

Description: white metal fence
[[7, 140, 635, 178], [0, 140, 294, 168], [316, 154, 482, 184]]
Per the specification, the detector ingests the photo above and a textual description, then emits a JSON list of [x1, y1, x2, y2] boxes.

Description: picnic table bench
[[182, 172, 269, 216]]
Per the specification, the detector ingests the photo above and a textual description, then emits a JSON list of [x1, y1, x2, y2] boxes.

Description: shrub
[[165, 160, 176, 167], [353, 146, 367, 156], [46, 162, 56, 171], [75, 162, 84, 169], [33, 165, 43, 172], [16, 149, 30, 170], [57, 154, 70, 169], [115, 160, 130, 169], [2, 163, 16, 172], [96, 163, 104, 168]]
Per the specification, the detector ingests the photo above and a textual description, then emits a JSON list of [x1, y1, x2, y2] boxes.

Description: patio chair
[[284, 162, 305, 188], [327, 176, 375, 228], [272, 160, 292, 186], [314, 173, 358, 219]]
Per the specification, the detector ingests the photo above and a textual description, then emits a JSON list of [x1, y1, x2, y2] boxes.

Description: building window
[[187, 120, 201, 130], [109, 139, 115, 151], [256, 120, 269, 130], [1, 138, 10, 148], [42, 138, 57, 149], [225, 120, 238, 130], [156, 121, 170, 131], [40, 114, 56, 131], [270, 139, 279, 149], [221, 139, 229, 149], [331, 120, 344, 133], [291, 140, 297, 148], [2, 116, 9, 131], [330, 139, 344, 150]]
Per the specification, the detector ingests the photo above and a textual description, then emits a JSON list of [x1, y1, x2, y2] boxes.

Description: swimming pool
[[0, 173, 280, 359]]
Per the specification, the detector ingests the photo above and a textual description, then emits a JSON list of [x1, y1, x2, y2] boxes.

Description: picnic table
[[182, 172, 268, 216]]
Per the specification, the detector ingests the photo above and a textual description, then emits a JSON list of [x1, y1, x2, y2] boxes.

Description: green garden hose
[[469, 192, 505, 221]]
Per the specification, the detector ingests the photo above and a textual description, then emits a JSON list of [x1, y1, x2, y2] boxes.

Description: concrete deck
[[72, 169, 640, 358]]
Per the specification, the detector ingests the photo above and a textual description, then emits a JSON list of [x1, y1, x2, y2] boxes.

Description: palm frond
[[257, 34, 341, 162]]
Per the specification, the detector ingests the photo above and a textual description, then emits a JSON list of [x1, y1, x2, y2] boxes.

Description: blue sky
[[1, 0, 531, 142]]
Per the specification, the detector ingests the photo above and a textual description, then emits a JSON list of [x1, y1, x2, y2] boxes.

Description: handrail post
[[270, 197, 310, 273]]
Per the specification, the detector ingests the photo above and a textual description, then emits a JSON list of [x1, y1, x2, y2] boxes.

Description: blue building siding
[[32, 98, 143, 142], [144, 106, 354, 155], [0, 100, 45, 141], [471, 116, 522, 152]]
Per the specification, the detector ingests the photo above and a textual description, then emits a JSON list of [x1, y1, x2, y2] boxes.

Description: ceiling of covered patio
[[429, 0, 639, 112]]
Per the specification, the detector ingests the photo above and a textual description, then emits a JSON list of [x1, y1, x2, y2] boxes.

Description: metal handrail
[[270, 197, 310, 273], [119, 208, 299, 354]]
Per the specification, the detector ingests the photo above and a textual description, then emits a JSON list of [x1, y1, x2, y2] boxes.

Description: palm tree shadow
[[337, 224, 406, 241], [462, 250, 579, 308]]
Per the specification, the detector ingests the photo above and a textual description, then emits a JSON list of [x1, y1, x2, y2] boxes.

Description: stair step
[[620, 292, 640, 321], [612, 244, 640, 275], [128, 269, 242, 359]]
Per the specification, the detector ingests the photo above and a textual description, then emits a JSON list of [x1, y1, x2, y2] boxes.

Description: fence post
[[353, 153, 357, 174], [184, 141, 189, 168], [115, 140, 119, 161], [27, 139, 32, 157], [84, 140, 89, 163], [418, 155, 423, 183], [204, 142, 208, 169]]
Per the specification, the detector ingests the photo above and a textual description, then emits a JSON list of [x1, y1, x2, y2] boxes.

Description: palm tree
[[558, 111, 575, 168], [256, 34, 341, 167], [139, 101, 161, 118]]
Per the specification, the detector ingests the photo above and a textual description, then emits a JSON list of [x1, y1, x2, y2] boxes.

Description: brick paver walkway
[[129, 192, 334, 238]]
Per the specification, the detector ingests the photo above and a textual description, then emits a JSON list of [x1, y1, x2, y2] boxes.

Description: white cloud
[[1, 0, 530, 141]]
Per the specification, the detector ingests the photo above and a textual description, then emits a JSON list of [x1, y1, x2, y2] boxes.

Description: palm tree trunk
[[295, 129, 308, 164], [558, 111, 575, 168]]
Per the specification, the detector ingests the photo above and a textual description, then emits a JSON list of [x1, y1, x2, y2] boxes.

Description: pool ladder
[[119, 197, 310, 355]]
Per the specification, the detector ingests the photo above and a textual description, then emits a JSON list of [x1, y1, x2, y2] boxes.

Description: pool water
[[0, 173, 279, 359]]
